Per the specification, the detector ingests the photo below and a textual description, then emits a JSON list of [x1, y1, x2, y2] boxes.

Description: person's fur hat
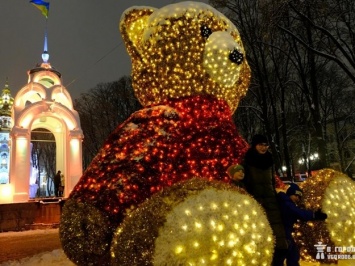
[[227, 164, 244, 177], [251, 134, 268, 147], [286, 183, 303, 197]]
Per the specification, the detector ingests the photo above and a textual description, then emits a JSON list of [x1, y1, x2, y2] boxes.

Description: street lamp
[[309, 153, 319, 161], [298, 152, 319, 176]]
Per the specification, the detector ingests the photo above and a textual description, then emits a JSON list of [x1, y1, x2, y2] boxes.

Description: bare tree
[[74, 76, 142, 169], [278, 0, 355, 83], [209, 0, 355, 177]]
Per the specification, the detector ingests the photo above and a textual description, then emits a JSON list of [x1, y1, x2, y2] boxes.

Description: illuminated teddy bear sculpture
[[60, 2, 275, 265]]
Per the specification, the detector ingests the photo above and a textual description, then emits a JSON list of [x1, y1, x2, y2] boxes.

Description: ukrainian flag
[[30, 0, 50, 18]]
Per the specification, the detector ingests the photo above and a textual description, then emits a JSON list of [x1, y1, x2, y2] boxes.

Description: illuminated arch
[[13, 83, 46, 108], [50, 85, 73, 110], [9, 62, 83, 203], [30, 68, 62, 88], [15, 101, 80, 130]]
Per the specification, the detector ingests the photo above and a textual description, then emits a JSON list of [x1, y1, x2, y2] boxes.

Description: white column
[[54, 130, 65, 176], [66, 129, 83, 197], [9, 127, 31, 202]]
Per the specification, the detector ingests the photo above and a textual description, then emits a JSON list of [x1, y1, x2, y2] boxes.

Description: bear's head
[[120, 1, 250, 113]]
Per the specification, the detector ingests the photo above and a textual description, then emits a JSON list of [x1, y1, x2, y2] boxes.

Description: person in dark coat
[[278, 183, 327, 266], [243, 134, 288, 266], [54, 170, 61, 197], [226, 163, 245, 189]]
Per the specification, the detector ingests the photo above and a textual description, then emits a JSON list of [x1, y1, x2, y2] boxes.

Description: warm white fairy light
[[195, 221, 202, 229], [175, 245, 184, 254]]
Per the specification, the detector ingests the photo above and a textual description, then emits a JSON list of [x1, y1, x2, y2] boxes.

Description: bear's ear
[[120, 7, 156, 59]]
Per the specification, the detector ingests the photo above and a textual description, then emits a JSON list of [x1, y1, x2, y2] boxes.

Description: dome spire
[[0, 78, 14, 119], [42, 21, 49, 63], [4, 77, 9, 88]]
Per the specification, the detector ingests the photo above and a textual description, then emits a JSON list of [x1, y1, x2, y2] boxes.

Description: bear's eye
[[200, 25, 212, 38], [229, 48, 244, 65]]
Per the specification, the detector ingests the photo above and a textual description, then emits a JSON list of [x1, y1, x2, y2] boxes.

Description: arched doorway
[[30, 128, 56, 198]]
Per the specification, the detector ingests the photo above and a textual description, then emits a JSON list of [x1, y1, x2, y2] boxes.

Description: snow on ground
[[0, 250, 352, 266], [0, 229, 351, 266], [0, 249, 74, 266], [0, 228, 74, 266], [1, 250, 350, 266]]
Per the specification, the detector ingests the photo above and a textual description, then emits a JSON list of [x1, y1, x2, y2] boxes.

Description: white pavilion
[[0, 50, 83, 203]]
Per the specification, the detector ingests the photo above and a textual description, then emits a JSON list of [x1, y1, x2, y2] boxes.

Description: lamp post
[[298, 152, 319, 177]]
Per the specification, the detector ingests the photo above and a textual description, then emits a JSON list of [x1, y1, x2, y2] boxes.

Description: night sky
[[0, 0, 208, 100]]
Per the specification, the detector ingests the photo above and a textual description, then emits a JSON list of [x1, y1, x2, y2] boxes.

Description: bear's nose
[[229, 48, 244, 65], [200, 25, 212, 38]]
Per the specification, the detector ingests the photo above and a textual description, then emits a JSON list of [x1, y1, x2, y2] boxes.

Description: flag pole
[[42, 12, 49, 63], [29, 0, 50, 62]]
